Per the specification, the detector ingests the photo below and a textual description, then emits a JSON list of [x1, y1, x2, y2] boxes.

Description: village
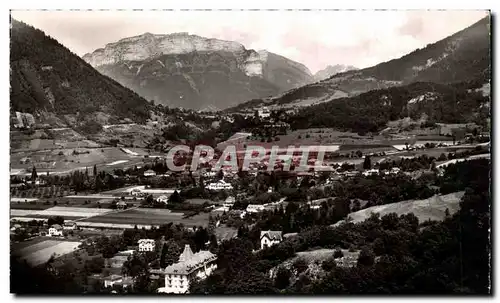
[[10, 116, 490, 293]]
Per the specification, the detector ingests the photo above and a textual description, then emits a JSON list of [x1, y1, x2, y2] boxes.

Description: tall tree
[[159, 240, 182, 268], [31, 166, 38, 181], [93, 164, 97, 176], [363, 156, 372, 170]]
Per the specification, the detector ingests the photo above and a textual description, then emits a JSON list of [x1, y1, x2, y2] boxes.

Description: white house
[[246, 204, 265, 213], [63, 222, 77, 230], [206, 180, 233, 191], [362, 169, 379, 177], [144, 169, 156, 177], [103, 274, 133, 289], [48, 224, 63, 237], [223, 196, 236, 208], [260, 231, 283, 250], [138, 239, 156, 252], [157, 195, 170, 204], [104, 274, 122, 288], [158, 245, 217, 294], [258, 107, 271, 118]]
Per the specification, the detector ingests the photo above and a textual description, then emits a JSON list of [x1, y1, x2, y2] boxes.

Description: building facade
[[260, 230, 283, 250], [138, 239, 156, 252], [48, 224, 63, 237], [158, 244, 217, 294]]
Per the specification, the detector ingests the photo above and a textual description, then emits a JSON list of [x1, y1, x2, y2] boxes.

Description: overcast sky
[[11, 10, 488, 73]]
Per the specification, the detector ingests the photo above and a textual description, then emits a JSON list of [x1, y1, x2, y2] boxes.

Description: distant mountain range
[[83, 33, 314, 110], [314, 64, 358, 81], [227, 16, 491, 112], [10, 19, 150, 128]]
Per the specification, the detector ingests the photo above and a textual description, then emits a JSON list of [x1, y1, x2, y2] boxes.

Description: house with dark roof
[[260, 230, 283, 250], [157, 244, 217, 294]]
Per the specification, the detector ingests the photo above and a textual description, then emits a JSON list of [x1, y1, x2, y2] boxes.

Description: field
[[81, 208, 210, 227], [11, 236, 52, 251], [334, 191, 465, 226], [12, 238, 82, 267], [10, 146, 145, 176], [10, 206, 114, 221]]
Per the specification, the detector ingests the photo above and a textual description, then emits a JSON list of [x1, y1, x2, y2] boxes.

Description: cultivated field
[[335, 191, 466, 226], [12, 239, 82, 267], [10, 206, 114, 220], [10, 146, 144, 176], [81, 208, 210, 227]]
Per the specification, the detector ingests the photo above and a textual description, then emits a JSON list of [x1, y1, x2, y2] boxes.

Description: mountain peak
[[83, 33, 246, 66], [314, 64, 358, 81]]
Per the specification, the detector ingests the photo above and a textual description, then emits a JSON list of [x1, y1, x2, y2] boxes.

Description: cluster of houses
[[205, 179, 233, 191]]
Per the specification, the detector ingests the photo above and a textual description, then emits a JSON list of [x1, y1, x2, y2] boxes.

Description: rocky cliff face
[[83, 33, 313, 110]]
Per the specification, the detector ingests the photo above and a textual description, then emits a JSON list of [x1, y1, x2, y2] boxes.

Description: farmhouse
[[260, 230, 283, 250], [48, 224, 64, 237], [138, 239, 156, 252], [63, 222, 77, 230], [144, 169, 157, 177], [158, 244, 217, 294], [206, 180, 233, 191]]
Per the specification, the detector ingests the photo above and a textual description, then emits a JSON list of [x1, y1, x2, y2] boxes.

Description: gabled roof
[[260, 230, 283, 241], [164, 246, 217, 275], [50, 224, 62, 230], [138, 238, 155, 244]]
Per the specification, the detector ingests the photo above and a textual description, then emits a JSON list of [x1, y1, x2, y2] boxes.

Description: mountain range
[[228, 16, 491, 112], [9, 15, 491, 137], [82, 33, 314, 110]]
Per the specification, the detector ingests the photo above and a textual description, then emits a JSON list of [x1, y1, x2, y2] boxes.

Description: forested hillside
[[10, 19, 150, 125]]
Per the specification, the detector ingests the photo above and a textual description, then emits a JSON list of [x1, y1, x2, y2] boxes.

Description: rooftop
[[260, 230, 283, 241], [50, 224, 62, 230], [164, 244, 216, 275]]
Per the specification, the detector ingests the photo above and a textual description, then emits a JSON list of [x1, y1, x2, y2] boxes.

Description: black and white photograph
[[8, 7, 492, 296]]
